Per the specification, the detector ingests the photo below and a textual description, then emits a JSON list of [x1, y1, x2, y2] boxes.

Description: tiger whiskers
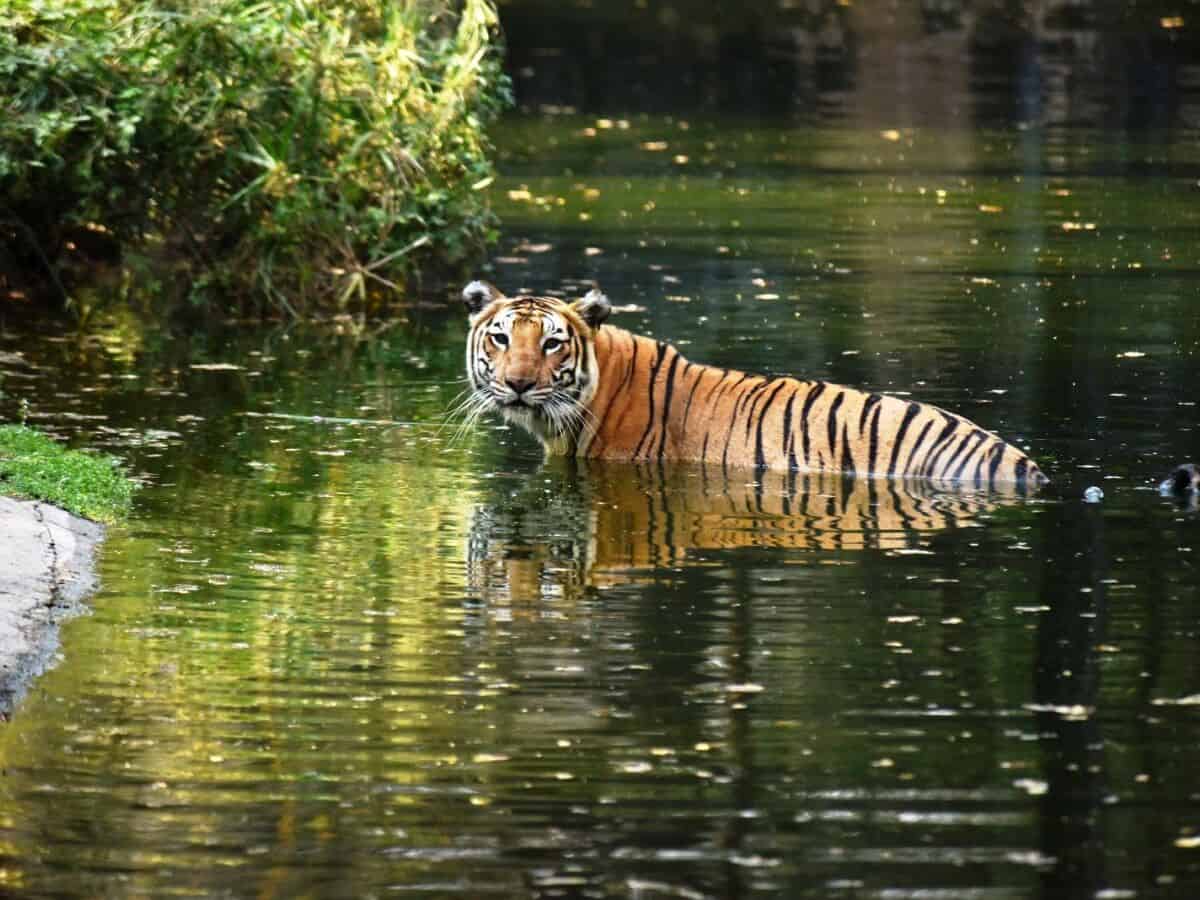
[[544, 393, 598, 446], [452, 398, 493, 446], [437, 382, 476, 435], [444, 375, 598, 452], [443, 389, 494, 446], [567, 396, 599, 446], [439, 389, 477, 429]]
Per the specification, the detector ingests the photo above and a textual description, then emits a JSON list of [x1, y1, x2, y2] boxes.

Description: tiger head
[[462, 281, 612, 447]]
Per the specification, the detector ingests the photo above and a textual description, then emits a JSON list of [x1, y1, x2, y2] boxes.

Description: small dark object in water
[[1159, 463, 1200, 498]]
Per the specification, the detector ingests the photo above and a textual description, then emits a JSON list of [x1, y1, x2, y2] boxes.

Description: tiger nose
[[505, 377, 535, 395]]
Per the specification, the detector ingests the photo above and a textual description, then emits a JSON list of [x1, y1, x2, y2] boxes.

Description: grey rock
[[0, 497, 105, 717]]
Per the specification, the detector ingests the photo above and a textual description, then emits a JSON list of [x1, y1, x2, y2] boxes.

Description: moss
[[0, 425, 136, 524]]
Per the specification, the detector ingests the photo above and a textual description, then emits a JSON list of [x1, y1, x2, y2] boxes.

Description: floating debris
[[1151, 694, 1200, 706], [1024, 703, 1093, 721], [725, 683, 765, 694], [1014, 778, 1049, 796]]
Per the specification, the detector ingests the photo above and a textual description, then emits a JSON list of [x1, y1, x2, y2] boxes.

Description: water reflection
[[467, 461, 1022, 605], [502, 0, 1200, 130], [1032, 503, 1110, 899]]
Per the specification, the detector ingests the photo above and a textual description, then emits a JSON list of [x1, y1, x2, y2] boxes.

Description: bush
[[0, 0, 511, 314]]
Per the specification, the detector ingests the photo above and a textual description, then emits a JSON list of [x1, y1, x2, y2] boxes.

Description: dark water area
[[499, 0, 1200, 131], [2, 5, 1200, 898]]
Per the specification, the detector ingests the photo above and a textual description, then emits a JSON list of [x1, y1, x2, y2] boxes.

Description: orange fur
[[462, 282, 1048, 488]]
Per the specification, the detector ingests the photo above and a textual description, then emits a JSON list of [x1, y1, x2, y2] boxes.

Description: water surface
[[1, 114, 1199, 898]]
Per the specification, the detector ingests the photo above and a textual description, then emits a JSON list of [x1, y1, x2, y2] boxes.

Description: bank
[[0, 425, 134, 717], [0, 498, 105, 717]]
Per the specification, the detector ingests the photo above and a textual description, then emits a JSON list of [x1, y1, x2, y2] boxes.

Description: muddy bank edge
[[0, 497, 105, 718]]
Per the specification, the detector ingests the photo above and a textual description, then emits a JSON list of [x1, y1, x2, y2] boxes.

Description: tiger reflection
[[465, 461, 1023, 605]]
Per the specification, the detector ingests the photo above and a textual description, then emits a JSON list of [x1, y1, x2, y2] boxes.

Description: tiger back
[[462, 281, 1048, 488]]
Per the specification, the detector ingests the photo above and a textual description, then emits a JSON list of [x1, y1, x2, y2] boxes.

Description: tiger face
[[462, 281, 611, 447]]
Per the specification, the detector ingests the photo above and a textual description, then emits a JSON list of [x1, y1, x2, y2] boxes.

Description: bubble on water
[[1083, 486, 1104, 503]]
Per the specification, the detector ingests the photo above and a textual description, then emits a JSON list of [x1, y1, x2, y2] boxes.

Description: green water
[[1, 115, 1199, 898]]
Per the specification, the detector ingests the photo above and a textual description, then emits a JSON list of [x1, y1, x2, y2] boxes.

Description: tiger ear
[[462, 280, 501, 317], [572, 288, 611, 329]]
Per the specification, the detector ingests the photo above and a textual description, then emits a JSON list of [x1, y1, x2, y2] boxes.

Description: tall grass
[[0, 0, 510, 314]]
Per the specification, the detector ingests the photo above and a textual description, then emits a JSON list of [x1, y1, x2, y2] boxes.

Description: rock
[[0, 497, 105, 717]]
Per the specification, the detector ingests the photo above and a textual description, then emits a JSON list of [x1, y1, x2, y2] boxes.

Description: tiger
[[461, 281, 1049, 489]]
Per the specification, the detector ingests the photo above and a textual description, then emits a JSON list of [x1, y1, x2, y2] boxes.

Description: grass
[[0, 425, 136, 523]]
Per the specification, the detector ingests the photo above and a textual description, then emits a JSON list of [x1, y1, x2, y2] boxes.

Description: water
[[2, 113, 1200, 898]]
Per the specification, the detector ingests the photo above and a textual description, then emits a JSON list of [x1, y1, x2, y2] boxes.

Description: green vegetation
[[0, 425, 136, 522], [0, 0, 510, 314]]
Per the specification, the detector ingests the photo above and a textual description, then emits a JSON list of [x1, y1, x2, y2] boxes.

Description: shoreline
[[0, 497, 106, 718]]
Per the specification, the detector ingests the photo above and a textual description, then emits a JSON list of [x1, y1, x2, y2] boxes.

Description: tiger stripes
[[462, 281, 1048, 488]]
